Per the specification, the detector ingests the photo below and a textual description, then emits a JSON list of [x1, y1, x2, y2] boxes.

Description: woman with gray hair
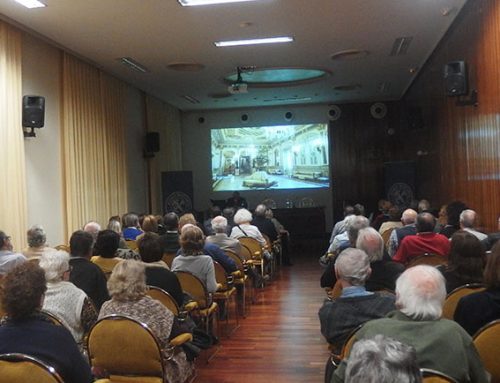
[[99, 260, 193, 383], [22, 225, 55, 259], [230, 208, 266, 247], [39, 250, 97, 346]]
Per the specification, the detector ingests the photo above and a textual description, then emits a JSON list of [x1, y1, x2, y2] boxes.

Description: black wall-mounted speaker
[[145, 132, 160, 153], [22, 95, 45, 128], [240, 113, 249, 122], [444, 61, 468, 96], [284, 111, 293, 121]]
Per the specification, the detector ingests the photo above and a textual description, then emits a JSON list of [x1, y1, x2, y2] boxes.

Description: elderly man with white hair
[[332, 265, 489, 383], [387, 208, 418, 257], [460, 209, 488, 242], [206, 215, 242, 256]]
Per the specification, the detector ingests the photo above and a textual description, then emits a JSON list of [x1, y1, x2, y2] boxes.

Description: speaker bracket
[[23, 127, 37, 138], [455, 89, 478, 107]]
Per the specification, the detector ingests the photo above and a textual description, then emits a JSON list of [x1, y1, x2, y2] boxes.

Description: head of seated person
[[178, 213, 197, 231], [26, 225, 48, 250], [70, 230, 94, 259], [253, 204, 267, 218], [107, 260, 147, 302], [94, 230, 121, 259], [347, 216, 370, 247], [39, 250, 71, 284], [233, 208, 253, 225], [142, 215, 158, 234], [345, 335, 421, 383], [335, 248, 371, 287], [448, 230, 485, 278], [2, 262, 46, 321], [211, 216, 228, 235], [356, 227, 384, 263], [122, 213, 140, 229], [415, 212, 437, 233], [138, 232, 163, 263], [83, 221, 101, 242], [163, 212, 179, 232], [180, 224, 205, 256]]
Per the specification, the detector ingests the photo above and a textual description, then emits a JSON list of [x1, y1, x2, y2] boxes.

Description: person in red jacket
[[393, 212, 450, 265]]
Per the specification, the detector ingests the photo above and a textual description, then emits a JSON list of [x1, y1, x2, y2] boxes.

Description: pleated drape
[[0, 21, 28, 250], [61, 53, 128, 240]]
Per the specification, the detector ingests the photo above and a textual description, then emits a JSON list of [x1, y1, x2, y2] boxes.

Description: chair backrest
[[54, 244, 70, 252], [473, 319, 500, 383], [442, 283, 486, 320], [39, 310, 66, 327], [421, 368, 459, 383], [381, 228, 394, 249], [340, 324, 362, 360], [213, 261, 231, 290], [238, 237, 262, 259], [238, 244, 254, 262], [407, 253, 447, 268], [146, 286, 179, 316], [224, 250, 244, 271], [327, 280, 343, 299], [87, 315, 164, 378], [175, 270, 210, 309], [0, 353, 64, 383], [162, 252, 177, 268]]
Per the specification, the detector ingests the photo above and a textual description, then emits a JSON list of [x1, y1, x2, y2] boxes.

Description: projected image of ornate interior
[[211, 124, 330, 191]]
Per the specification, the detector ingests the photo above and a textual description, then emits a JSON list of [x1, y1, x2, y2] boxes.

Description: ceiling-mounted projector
[[228, 82, 248, 94]]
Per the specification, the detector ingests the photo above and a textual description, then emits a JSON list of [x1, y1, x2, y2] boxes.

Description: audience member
[[230, 208, 267, 247], [437, 231, 486, 293], [39, 250, 97, 346], [378, 206, 402, 236], [222, 207, 236, 234], [327, 214, 369, 256], [371, 199, 392, 231], [180, 214, 237, 273], [454, 241, 500, 336], [206, 215, 242, 256], [138, 232, 184, 307], [91, 229, 123, 275], [122, 213, 143, 240], [226, 191, 247, 209], [203, 206, 221, 236], [171, 225, 218, 293], [329, 206, 355, 244], [320, 216, 370, 288], [265, 208, 292, 266], [332, 265, 489, 383], [0, 262, 93, 383], [141, 215, 159, 234], [319, 248, 395, 353], [83, 221, 101, 244], [459, 209, 488, 242], [0, 230, 26, 276], [252, 204, 278, 243], [344, 335, 421, 383], [107, 217, 128, 249], [68, 230, 109, 310], [99, 260, 193, 383], [22, 225, 55, 259], [388, 209, 417, 257], [159, 212, 181, 253], [418, 199, 431, 214], [435, 204, 448, 233], [440, 200, 467, 238], [393, 213, 450, 265], [356, 228, 404, 291], [485, 215, 500, 250]]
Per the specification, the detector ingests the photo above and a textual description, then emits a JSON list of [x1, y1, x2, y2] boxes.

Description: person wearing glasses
[[0, 230, 26, 276]]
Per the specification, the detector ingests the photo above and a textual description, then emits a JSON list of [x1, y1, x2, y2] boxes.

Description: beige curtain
[[145, 95, 182, 212], [0, 21, 28, 250], [61, 53, 128, 240]]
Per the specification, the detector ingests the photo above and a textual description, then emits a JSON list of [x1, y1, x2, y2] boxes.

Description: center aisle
[[195, 256, 330, 383]]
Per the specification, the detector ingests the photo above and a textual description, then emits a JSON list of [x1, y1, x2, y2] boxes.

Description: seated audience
[[107, 216, 128, 249], [159, 212, 181, 253], [459, 209, 488, 242], [138, 232, 184, 307], [203, 206, 221, 236], [378, 206, 402, 236], [319, 248, 395, 354], [439, 200, 467, 238], [252, 204, 278, 243], [171, 224, 218, 293], [435, 204, 448, 233], [356, 228, 404, 291], [226, 191, 247, 209], [39, 250, 97, 345], [0, 230, 26, 276], [222, 207, 236, 234], [22, 225, 55, 259], [320, 216, 369, 288], [265, 208, 292, 266], [180, 214, 237, 273], [371, 199, 392, 231], [393, 212, 450, 265], [0, 262, 93, 383], [99, 260, 193, 383], [327, 214, 369, 256], [68, 230, 109, 310], [454, 241, 500, 336], [332, 265, 489, 383], [206, 215, 242, 256], [140, 214, 159, 236], [418, 199, 431, 214], [91, 230, 123, 275], [329, 205, 355, 244], [388, 209, 417, 257], [122, 212, 143, 240], [344, 335, 421, 383], [230, 208, 267, 247], [437, 231, 486, 293]]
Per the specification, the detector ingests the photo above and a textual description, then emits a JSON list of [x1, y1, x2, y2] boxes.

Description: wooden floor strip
[[195, 256, 329, 382]]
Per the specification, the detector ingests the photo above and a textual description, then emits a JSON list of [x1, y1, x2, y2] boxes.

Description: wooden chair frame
[[213, 261, 239, 337], [442, 283, 486, 320], [473, 319, 500, 383], [0, 353, 64, 383], [421, 368, 459, 383]]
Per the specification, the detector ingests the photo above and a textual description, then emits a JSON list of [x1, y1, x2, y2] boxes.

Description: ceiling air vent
[[182, 95, 200, 104], [390, 37, 413, 56]]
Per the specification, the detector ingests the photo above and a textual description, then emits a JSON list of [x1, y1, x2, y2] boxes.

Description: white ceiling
[[0, 0, 467, 111]]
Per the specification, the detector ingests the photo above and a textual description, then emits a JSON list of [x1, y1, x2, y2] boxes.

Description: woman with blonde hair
[[99, 260, 193, 383]]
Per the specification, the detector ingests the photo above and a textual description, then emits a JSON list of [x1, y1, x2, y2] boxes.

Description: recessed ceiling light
[[178, 0, 260, 6], [14, 0, 45, 8], [215, 36, 293, 47], [117, 57, 148, 73]]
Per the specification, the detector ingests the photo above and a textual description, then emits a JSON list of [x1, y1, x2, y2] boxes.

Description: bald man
[[388, 209, 418, 257]]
